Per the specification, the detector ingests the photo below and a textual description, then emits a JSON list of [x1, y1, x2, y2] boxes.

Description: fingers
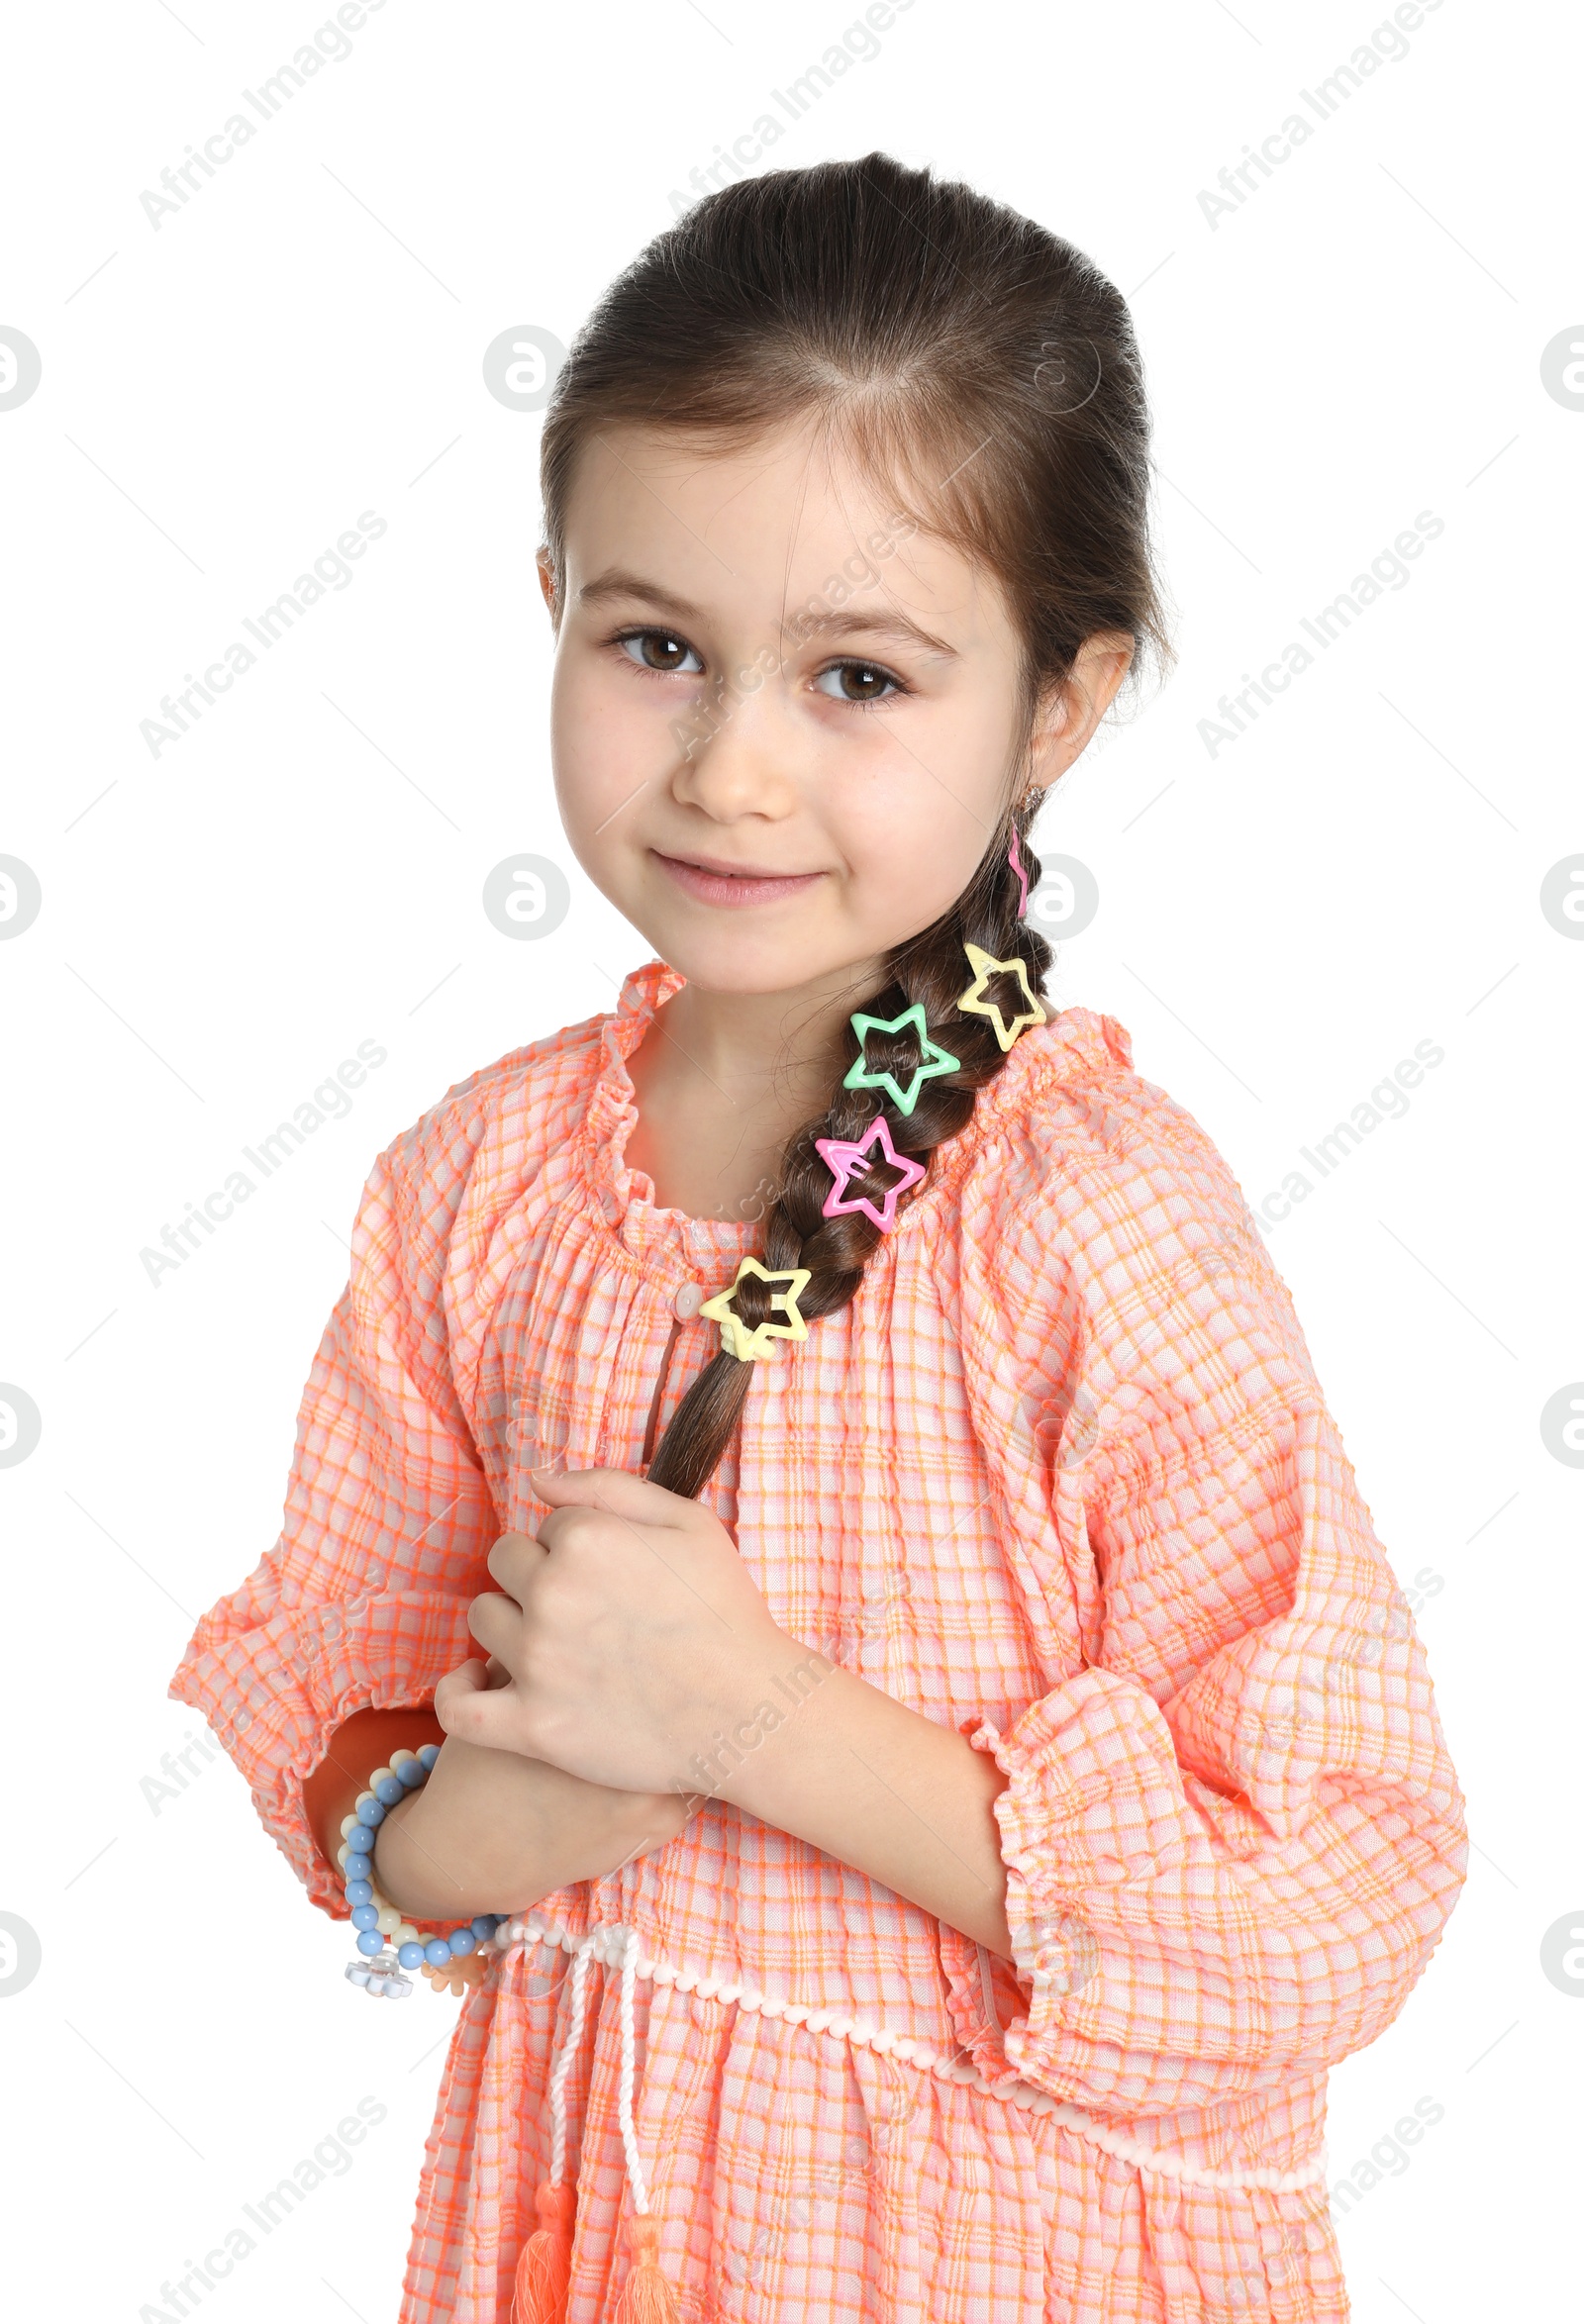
[[527, 1464, 688, 1525], [466, 1592, 522, 1661], [487, 1531, 544, 1595]]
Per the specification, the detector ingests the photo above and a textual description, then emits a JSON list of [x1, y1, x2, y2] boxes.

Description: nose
[[668, 661, 806, 823]]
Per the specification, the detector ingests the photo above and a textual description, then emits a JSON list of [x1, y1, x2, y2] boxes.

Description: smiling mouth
[[656, 850, 814, 880], [652, 848, 826, 904]]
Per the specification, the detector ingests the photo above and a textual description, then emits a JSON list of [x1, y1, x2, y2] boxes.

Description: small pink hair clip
[[1008, 830, 1031, 920], [815, 1114, 926, 1233]]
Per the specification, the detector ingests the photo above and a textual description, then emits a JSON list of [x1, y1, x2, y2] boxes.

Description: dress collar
[[580, 958, 756, 1253], [578, 954, 1131, 1242]]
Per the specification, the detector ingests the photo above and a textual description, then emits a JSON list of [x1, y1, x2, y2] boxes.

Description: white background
[[1, 1, 1579, 2317]]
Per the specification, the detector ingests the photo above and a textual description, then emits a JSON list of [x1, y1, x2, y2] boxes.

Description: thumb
[[432, 1658, 492, 1726], [438, 1656, 492, 1697], [434, 1670, 521, 1750]]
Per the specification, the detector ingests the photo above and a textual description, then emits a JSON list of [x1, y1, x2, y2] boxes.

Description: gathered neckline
[[576, 955, 1127, 1257], [579, 958, 760, 1258]]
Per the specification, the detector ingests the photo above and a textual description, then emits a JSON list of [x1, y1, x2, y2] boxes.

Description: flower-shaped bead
[[423, 1950, 492, 1998]]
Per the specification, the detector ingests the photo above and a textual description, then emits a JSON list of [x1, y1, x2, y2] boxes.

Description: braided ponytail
[[541, 152, 1170, 1501], [645, 799, 1048, 1499]]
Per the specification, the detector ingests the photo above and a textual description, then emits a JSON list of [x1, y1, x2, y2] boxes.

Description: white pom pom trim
[[493, 1914, 1326, 2193]]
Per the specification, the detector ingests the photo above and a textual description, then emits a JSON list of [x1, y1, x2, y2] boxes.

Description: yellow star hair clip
[[699, 1256, 813, 1363], [955, 941, 1048, 1051]]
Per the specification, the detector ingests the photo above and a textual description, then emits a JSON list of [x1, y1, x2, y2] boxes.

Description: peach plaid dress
[[170, 956, 1467, 2322]]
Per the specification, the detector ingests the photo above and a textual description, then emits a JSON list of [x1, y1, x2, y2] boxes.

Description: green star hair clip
[[842, 1003, 960, 1117], [699, 1256, 813, 1363], [955, 942, 1047, 1051]]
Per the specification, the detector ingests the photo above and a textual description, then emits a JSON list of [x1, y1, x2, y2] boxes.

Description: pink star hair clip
[[815, 1114, 926, 1233]]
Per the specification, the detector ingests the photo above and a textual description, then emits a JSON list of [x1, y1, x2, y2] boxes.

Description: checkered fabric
[[170, 957, 1467, 2321]]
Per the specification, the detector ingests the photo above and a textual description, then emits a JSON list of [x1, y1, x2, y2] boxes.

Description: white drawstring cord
[[615, 1922, 652, 2216], [546, 1931, 598, 2187]]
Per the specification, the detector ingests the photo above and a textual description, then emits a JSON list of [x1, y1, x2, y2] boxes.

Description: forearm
[[713, 1655, 1014, 1959], [372, 1738, 695, 1922]]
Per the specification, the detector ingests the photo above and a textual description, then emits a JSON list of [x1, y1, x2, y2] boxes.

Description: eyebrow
[[576, 567, 958, 660]]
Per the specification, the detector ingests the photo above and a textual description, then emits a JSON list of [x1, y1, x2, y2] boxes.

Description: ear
[[1026, 632, 1134, 792], [536, 545, 560, 627]]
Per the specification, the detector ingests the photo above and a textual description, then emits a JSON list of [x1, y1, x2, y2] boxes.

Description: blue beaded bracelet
[[336, 1743, 511, 2000]]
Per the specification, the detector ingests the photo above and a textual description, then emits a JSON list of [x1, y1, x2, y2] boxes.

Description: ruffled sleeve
[[168, 1140, 500, 1912], [959, 1071, 1468, 2118]]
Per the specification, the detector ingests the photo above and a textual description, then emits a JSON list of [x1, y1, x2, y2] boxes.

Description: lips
[[653, 850, 824, 908]]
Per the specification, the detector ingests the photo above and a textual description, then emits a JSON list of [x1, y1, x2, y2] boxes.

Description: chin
[[661, 931, 842, 994]]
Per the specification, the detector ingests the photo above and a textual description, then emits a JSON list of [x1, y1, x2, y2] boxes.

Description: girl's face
[[542, 419, 1121, 1005]]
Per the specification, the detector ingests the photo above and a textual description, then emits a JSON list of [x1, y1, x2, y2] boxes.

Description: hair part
[[541, 152, 1170, 1499]]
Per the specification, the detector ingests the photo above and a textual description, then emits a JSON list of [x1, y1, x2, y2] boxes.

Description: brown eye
[[619, 629, 702, 674], [816, 661, 899, 704]]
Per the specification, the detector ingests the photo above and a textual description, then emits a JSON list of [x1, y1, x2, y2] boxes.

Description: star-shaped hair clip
[[699, 1255, 813, 1363], [815, 1114, 927, 1233], [955, 942, 1048, 1051], [842, 1003, 959, 1117]]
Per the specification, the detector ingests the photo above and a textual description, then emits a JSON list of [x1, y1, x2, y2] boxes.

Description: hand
[[434, 1465, 796, 1795]]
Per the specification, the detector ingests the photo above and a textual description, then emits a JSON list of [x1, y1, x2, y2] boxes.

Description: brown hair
[[541, 151, 1169, 1500]]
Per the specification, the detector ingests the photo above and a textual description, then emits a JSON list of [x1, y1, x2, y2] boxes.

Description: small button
[[672, 1281, 704, 1320]]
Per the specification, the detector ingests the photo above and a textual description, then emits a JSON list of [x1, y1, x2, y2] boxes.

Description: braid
[[646, 803, 1048, 1500]]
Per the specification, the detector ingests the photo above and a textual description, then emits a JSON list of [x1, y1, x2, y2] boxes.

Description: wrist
[[337, 1745, 514, 1998], [698, 1630, 840, 1812], [370, 1787, 460, 1922]]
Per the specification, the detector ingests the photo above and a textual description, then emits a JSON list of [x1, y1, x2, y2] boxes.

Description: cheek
[[550, 654, 667, 830], [548, 652, 605, 778], [840, 702, 1017, 896], [885, 823, 983, 920]]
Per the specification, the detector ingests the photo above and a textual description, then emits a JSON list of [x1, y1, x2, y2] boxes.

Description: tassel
[[511, 2179, 575, 2324], [612, 2213, 683, 2324]]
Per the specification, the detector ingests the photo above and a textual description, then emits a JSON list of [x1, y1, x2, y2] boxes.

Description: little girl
[[172, 154, 1467, 2323]]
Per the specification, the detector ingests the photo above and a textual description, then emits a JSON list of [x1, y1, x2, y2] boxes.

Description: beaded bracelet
[[335, 1742, 511, 2000]]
